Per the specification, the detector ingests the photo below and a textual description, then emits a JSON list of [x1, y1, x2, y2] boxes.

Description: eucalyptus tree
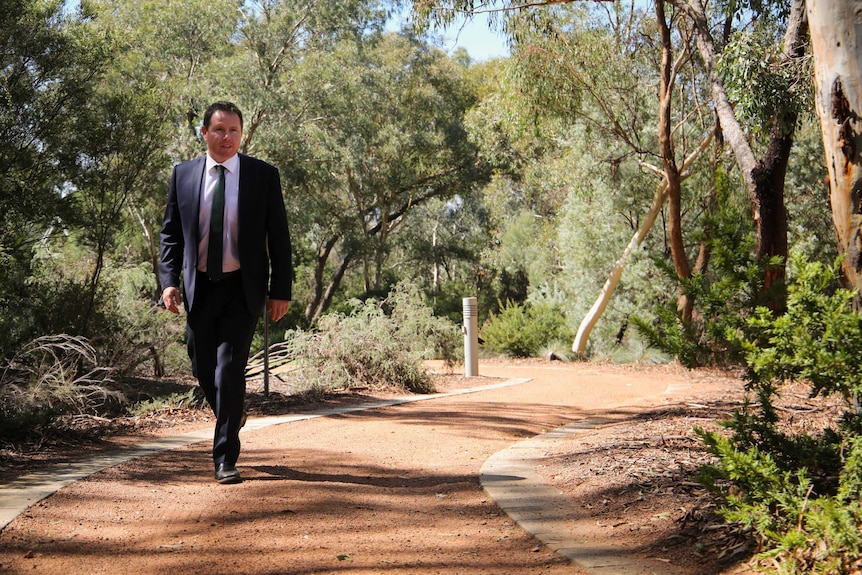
[[229, 0, 389, 154], [417, 1, 722, 353], [65, 90, 171, 335], [392, 194, 494, 322], [513, 3, 722, 352], [0, 0, 112, 354], [280, 33, 486, 324], [413, 0, 814, 355], [675, 0, 810, 295], [807, 0, 862, 299]]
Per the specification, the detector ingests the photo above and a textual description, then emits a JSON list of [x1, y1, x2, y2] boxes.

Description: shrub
[[480, 300, 572, 358], [282, 282, 460, 394], [75, 262, 186, 378], [697, 256, 862, 573], [385, 282, 462, 366], [632, 177, 782, 368], [0, 334, 124, 439]]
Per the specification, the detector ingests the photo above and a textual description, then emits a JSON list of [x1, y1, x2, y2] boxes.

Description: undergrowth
[[0, 334, 124, 439], [280, 282, 461, 394], [481, 300, 572, 358], [697, 257, 862, 574]]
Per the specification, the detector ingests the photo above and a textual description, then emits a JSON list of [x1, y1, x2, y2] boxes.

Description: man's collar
[[205, 153, 240, 173]]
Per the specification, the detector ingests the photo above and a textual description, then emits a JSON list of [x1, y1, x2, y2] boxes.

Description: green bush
[[95, 263, 186, 378], [480, 300, 572, 358], [385, 281, 463, 366], [697, 256, 862, 574], [632, 176, 783, 368], [282, 282, 461, 394], [2, 249, 181, 379]]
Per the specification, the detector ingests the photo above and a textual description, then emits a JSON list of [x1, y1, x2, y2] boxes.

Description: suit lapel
[[185, 156, 206, 242], [237, 154, 252, 240]]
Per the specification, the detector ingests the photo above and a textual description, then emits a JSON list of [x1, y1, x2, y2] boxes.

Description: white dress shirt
[[198, 153, 241, 274]]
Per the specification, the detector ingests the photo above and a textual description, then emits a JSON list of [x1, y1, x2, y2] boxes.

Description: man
[[160, 101, 292, 485]]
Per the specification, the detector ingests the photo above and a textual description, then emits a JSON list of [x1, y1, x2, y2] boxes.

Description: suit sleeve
[[266, 167, 293, 301], [159, 167, 184, 291]]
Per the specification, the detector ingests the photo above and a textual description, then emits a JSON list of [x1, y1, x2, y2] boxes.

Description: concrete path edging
[[480, 381, 695, 575], [481, 420, 688, 575]]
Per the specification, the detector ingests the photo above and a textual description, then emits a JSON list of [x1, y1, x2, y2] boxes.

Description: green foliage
[[95, 263, 186, 378], [718, 25, 813, 141], [697, 430, 811, 536], [496, 210, 555, 290], [393, 194, 494, 326], [1, 0, 108, 247], [741, 257, 862, 406], [0, 0, 111, 358], [480, 300, 572, 358], [785, 120, 835, 266], [280, 31, 488, 323], [700, 427, 862, 573], [696, 257, 862, 573], [632, 254, 773, 369], [386, 282, 463, 365], [282, 282, 460, 394], [632, 176, 769, 367]]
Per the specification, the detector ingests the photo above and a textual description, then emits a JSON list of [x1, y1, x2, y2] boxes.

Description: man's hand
[[162, 286, 182, 314], [268, 298, 290, 322]]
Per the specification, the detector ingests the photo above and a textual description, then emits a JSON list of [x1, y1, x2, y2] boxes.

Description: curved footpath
[[0, 363, 699, 575]]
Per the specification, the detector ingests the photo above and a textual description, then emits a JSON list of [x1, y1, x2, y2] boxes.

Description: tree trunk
[[680, 0, 807, 296], [305, 236, 338, 323], [807, 0, 862, 296], [751, 120, 792, 296], [572, 131, 715, 356], [573, 179, 668, 355], [310, 253, 353, 325], [656, 0, 694, 321]]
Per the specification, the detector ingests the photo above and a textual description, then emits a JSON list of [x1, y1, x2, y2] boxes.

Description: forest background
[[4, 0, 838, 369], [5, 0, 862, 571]]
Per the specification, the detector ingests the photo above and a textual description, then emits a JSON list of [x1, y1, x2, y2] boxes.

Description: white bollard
[[463, 297, 479, 377]]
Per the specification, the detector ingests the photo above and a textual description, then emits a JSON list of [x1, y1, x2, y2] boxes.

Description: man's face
[[201, 110, 242, 163]]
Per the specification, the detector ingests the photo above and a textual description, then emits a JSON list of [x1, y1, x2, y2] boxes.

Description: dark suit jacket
[[159, 153, 292, 316]]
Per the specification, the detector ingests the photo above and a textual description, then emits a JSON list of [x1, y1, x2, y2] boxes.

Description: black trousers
[[187, 273, 258, 466]]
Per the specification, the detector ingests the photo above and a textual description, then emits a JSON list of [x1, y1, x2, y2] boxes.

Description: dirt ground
[[0, 360, 840, 575]]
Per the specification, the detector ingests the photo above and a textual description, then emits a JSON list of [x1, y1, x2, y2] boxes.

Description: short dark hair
[[203, 101, 243, 129]]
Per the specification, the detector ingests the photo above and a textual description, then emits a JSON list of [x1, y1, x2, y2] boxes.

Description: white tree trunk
[[573, 132, 714, 356], [808, 0, 862, 292], [573, 180, 667, 355]]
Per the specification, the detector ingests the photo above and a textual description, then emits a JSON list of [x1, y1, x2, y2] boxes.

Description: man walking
[[160, 101, 292, 484]]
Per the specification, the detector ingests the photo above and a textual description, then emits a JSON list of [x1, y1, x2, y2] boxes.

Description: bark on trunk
[[305, 236, 338, 323], [310, 253, 352, 325], [679, 0, 807, 295], [656, 0, 694, 321], [807, 0, 862, 296], [573, 180, 668, 355]]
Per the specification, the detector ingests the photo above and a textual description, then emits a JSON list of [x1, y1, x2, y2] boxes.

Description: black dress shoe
[[214, 463, 242, 484]]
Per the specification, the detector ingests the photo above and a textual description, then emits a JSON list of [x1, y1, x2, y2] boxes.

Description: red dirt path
[[0, 361, 750, 575]]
